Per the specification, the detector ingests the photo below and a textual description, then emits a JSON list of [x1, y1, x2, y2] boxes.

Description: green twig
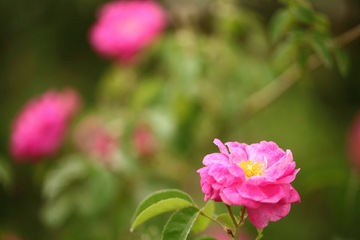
[[242, 23, 360, 116], [199, 210, 228, 230], [255, 228, 264, 240], [224, 205, 248, 240], [225, 205, 238, 228], [238, 205, 246, 226]]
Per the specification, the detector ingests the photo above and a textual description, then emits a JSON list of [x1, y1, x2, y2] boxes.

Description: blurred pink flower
[[73, 115, 118, 162], [10, 88, 81, 162], [2, 232, 22, 240], [197, 139, 300, 229], [89, 0, 167, 63], [132, 123, 157, 157], [347, 112, 360, 170]]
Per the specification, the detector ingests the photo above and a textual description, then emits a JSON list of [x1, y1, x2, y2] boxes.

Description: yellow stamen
[[239, 160, 264, 178]]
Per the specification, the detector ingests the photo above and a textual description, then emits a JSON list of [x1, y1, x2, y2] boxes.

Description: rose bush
[[197, 139, 300, 229]]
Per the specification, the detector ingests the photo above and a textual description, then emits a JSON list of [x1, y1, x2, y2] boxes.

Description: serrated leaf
[[334, 47, 350, 76], [131, 189, 195, 231], [270, 9, 294, 42], [310, 33, 333, 68], [194, 236, 217, 240], [216, 213, 238, 229], [161, 207, 200, 240], [292, 5, 316, 24], [192, 200, 215, 233]]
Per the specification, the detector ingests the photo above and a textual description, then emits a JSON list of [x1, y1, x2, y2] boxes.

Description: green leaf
[[334, 47, 350, 76], [194, 236, 217, 240], [272, 37, 299, 70], [216, 213, 238, 229], [291, 5, 316, 24], [131, 79, 163, 109], [192, 200, 215, 233], [161, 207, 200, 240], [77, 165, 118, 216], [131, 189, 195, 231], [0, 156, 12, 189], [98, 66, 136, 103], [41, 194, 74, 228], [297, 47, 308, 71], [314, 14, 330, 32], [269, 9, 294, 42], [310, 33, 333, 68], [43, 155, 87, 200]]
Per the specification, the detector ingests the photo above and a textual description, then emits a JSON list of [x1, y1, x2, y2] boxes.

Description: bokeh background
[[1, 0, 360, 239]]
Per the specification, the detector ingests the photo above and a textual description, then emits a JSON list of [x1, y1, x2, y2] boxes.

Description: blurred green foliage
[[1, 0, 360, 240]]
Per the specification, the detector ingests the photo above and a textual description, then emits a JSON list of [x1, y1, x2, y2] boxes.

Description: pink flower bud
[[132, 123, 157, 157], [89, 0, 167, 64], [347, 112, 360, 170], [73, 115, 118, 162], [10, 88, 81, 162]]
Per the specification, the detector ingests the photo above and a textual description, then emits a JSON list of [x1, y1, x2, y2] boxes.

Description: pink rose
[[197, 139, 300, 229], [89, 0, 167, 63], [10, 88, 81, 162]]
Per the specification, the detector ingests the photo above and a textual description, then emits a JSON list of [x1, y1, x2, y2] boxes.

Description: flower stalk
[[225, 205, 247, 240], [199, 210, 228, 231], [255, 228, 264, 240]]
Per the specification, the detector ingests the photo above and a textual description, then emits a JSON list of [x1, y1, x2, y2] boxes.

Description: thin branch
[[238, 205, 246, 226], [199, 210, 228, 229], [255, 228, 264, 240], [336, 23, 360, 47], [225, 205, 238, 229], [241, 23, 360, 116], [234, 206, 246, 240]]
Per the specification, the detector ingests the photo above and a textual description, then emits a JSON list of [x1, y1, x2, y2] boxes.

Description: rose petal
[[277, 168, 300, 184], [246, 141, 285, 168], [203, 153, 229, 166], [214, 138, 230, 155], [220, 187, 261, 208], [229, 150, 248, 165], [247, 203, 291, 229]]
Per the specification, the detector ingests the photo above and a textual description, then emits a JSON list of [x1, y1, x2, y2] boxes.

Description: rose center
[[239, 160, 264, 178]]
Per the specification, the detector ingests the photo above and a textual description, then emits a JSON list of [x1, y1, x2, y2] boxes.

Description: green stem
[[241, 23, 360, 117], [344, 169, 360, 222], [255, 229, 264, 240], [234, 206, 246, 240], [238, 205, 246, 226], [225, 205, 238, 230], [199, 211, 227, 230]]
